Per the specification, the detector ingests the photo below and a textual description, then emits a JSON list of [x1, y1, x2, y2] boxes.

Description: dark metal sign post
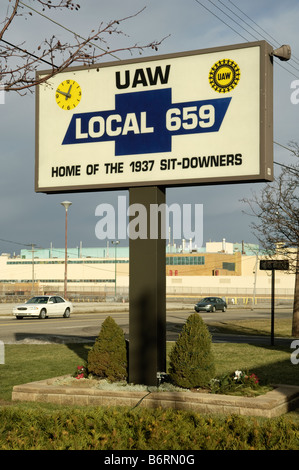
[[260, 260, 289, 345], [129, 186, 166, 385]]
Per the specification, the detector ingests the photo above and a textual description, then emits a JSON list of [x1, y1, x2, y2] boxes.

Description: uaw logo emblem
[[209, 59, 240, 93]]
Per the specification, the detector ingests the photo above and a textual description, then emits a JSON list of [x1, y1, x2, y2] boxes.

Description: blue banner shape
[[62, 88, 231, 156]]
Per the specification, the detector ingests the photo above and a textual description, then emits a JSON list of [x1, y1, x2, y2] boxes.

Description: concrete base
[[12, 376, 299, 418]]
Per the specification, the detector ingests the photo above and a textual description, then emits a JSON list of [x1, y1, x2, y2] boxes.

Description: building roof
[[17, 241, 259, 259]]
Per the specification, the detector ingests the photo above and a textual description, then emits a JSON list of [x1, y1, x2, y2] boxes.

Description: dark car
[[194, 297, 227, 313]]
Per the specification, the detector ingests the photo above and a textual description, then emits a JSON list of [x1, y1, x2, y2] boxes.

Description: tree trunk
[[292, 248, 299, 337]]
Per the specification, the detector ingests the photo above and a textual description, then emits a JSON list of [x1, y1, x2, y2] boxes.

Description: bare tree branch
[[242, 150, 299, 255], [242, 145, 299, 335], [0, 1, 167, 92], [0, 0, 20, 40]]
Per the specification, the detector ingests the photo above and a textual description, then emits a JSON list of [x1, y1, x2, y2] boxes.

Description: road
[[0, 303, 293, 346]]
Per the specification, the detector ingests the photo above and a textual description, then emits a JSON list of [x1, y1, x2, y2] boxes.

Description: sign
[[35, 40, 273, 193], [260, 260, 289, 270], [259, 258, 289, 346]]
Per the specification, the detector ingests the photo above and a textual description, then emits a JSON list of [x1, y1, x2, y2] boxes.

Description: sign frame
[[35, 40, 273, 194]]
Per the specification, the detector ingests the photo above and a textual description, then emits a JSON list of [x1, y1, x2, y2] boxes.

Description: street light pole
[[61, 201, 72, 299], [111, 240, 119, 297], [31, 243, 35, 294]]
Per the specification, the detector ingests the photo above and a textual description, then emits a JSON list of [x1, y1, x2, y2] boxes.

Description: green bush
[[1, 406, 299, 450], [169, 313, 215, 388], [87, 316, 127, 382]]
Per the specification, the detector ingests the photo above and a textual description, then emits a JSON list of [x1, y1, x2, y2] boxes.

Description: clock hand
[[56, 88, 71, 99], [67, 84, 73, 96]]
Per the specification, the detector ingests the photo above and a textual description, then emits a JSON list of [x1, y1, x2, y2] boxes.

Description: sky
[[0, 0, 299, 256]]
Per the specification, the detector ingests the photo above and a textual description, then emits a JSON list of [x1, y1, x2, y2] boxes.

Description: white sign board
[[35, 41, 273, 193]]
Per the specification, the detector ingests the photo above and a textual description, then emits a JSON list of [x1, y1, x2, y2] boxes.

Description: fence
[[0, 283, 294, 306]]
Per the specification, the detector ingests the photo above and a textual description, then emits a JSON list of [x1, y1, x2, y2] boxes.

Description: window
[[166, 256, 205, 265], [222, 262, 235, 271]]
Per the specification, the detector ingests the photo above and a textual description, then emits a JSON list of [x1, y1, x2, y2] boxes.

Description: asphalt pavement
[[0, 300, 294, 346]]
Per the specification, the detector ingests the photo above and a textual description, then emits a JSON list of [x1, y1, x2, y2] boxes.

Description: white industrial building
[[0, 240, 295, 304]]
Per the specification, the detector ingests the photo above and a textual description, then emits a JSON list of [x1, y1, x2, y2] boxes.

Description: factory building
[[0, 240, 295, 303]]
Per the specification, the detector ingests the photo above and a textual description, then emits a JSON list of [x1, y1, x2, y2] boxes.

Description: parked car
[[194, 297, 227, 313], [13, 295, 73, 319]]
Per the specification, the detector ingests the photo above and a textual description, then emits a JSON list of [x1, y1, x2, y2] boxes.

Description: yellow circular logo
[[209, 59, 240, 93], [55, 80, 82, 110]]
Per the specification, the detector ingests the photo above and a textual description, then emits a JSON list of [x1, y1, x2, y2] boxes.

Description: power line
[[194, 0, 299, 79], [217, 0, 299, 76], [227, 0, 299, 67], [274, 160, 299, 176], [194, 0, 249, 41], [1, 3, 121, 85], [208, 0, 260, 41], [0, 37, 58, 68], [1, 1, 120, 87], [19, 1, 121, 61], [274, 141, 298, 156], [220, 0, 276, 45], [273, 141, 299, 176], [0, 237, 36, 247], [217, 0, 299, 75], [212, 0, 299, 77]]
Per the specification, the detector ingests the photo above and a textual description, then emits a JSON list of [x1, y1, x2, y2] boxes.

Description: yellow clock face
[[55, 80, 82, 110]]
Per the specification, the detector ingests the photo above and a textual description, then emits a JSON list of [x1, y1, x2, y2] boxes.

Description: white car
[[13, 295, 73, 319]]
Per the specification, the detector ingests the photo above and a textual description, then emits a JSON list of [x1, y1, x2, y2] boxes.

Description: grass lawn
[[1, 340, 298, 401], [206, 317, 293, 338], [1, 316, 299, 450], [1, 316, 298, 403]]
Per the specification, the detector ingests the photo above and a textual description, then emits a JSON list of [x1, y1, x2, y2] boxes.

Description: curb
[[12, 376, 299, 418]]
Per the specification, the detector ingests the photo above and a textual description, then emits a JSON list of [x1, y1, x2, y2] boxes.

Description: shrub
[[87, 316, 127, 382], [169, 313, 215, 388], [1, 407, 299, 450]]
